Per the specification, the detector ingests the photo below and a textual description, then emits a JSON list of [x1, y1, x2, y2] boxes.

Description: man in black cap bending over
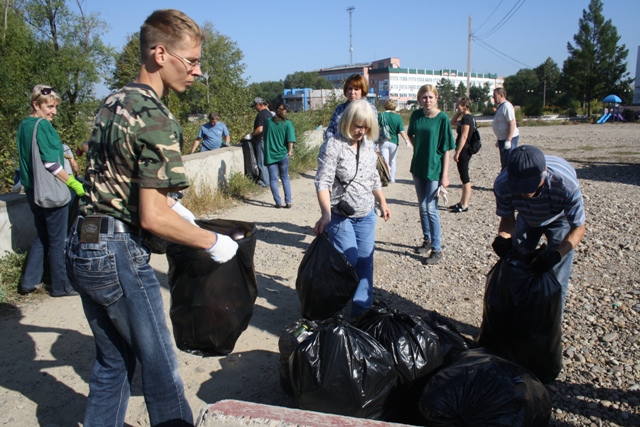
[[492, 145, 586, 311]]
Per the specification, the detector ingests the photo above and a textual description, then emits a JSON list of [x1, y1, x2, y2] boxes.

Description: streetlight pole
[[347, 6, 355, 65]]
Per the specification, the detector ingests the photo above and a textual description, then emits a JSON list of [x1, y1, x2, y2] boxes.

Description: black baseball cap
[[507, 145, 546, 194]]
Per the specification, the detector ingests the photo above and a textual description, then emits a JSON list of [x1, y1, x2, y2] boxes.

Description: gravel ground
[[1, 122, 638, 426]]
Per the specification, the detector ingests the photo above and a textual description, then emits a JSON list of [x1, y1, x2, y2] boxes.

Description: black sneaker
[[415, 240, 432, 254], [424, 251, 443, 265]]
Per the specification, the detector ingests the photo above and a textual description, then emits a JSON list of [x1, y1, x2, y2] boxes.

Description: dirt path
[[1, 123, 639, 426]]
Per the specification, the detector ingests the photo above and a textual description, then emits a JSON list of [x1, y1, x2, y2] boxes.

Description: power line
[[474, 0, 527, 40], [474, 38, 532, 69], [473, 0, 505, 34]]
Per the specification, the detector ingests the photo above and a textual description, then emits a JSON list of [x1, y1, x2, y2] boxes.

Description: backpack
[[467, 117, 482, 155], [377, 112, 391, 144]]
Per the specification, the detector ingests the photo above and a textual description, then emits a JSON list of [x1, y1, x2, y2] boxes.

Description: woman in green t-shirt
[[16, 85, 85, 297], [264, 102, 296, 208], [407, 85, 455, 265]]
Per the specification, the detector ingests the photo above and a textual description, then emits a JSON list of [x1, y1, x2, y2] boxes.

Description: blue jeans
[[66, 217, 193, 426], [22, 189, 73, 296], [253, 139, 270, 187], [512, 215, 574, 310], [497, 135, 519, 170], [378, 141, 398, 182], [413, 176, 442, 252], [267, 156, 292, 205], [325, 210, 377, 316]]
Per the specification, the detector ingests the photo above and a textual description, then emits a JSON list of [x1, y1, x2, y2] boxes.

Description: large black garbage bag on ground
[[278, 319, 318, 395], [289, 318, 398, 419], [477, 253, 563, 383], [167, 219, 258, 356], [295, 233, 359, 320], [422, 310, 475, 365], [354, 303, 443, 388], [419, 349, 551, 427]]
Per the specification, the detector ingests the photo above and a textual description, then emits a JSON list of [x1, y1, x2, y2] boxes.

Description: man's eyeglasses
[[150, 46, 200, 70], [40, 87, 57, 96]]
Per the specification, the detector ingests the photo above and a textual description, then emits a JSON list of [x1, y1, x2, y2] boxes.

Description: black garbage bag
[[419, 348, 551, 427], [295, 233, 359, 320], [166, 219, 258, 356], [278, 319, 318, 395], [422, 310, 475, 365], [477, 253, 563, 383], [290, 318, 398, 419], [241, 138, 259, 182], [354, 303, 443, 388]]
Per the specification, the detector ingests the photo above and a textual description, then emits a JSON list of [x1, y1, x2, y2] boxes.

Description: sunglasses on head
[[40, 87, 57, 96]]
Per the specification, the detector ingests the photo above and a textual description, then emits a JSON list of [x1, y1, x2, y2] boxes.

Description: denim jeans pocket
[[72, 251, 122, 307]]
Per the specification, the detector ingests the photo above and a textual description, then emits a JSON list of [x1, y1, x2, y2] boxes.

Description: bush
[[0, 251, 27, 304]]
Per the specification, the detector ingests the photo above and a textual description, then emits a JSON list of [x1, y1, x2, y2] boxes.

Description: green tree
[[436, 78, 455, 111], [283, 71, 333, 90], [469, 83, 491, 111], [0, 3, 38, 190], [106, 32, 139, 91], [534, 57, 561, 108], [248, 80, 285, 108], [19, 0, 112, 143], [455, 82, 466, 99], [504, 68, 540, 114], [561, 0, 631, 116]]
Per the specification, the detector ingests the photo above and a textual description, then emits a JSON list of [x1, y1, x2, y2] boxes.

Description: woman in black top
[[449, 96, 474, 212]]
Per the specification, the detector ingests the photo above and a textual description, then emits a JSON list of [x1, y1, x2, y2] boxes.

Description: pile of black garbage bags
[[283, 234, 562, 426]]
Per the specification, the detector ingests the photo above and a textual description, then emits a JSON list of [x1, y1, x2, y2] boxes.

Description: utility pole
[[466, 15, 472, 98], [347, 6, 355, 65]]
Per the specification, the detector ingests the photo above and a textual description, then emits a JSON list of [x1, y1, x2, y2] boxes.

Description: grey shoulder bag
[[31, 119, 71, 208]]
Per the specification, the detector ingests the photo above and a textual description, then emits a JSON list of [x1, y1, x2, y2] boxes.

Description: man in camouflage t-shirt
[[66, 10, 238, 426]]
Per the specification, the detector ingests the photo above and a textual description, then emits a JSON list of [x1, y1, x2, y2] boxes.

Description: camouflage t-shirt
[[80, 83, 189, 227]]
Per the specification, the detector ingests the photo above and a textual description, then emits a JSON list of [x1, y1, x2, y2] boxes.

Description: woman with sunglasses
[[264, 102, 296, 208], [16, 85, 85, 297]]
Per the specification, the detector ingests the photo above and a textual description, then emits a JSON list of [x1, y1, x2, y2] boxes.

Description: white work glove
[[206, 232, 239, 263], [504, 140, 512, 150], [243, 133, 252, 141], [171, 201, 197, 225], [437, 185, 448, 205]]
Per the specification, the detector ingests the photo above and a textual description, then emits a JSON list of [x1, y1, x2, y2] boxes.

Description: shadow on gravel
[[0, 302, 97, 426], [549, 381, 640, 426], [252, 220, 313, 252], [571, 160, 640, 187]]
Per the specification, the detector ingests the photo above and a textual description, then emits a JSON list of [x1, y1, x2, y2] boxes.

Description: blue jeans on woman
[[21, 189, 73, 296], [413, 176, 442, 252], [512, 214, 574, 311], [325, 209, 377, 316], [267, 156, 292, 206], [66, 217, 193, 426]]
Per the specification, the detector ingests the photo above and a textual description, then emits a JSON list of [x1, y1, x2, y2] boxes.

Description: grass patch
[[290, 141, 320, 176], [181, 172, 262, 217], [0, 251, 27, 305]]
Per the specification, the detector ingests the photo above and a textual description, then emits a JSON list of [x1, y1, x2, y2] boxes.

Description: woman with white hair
[[314, 100, 391, 318]]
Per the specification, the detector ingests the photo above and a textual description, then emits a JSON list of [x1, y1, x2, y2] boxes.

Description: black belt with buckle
[[77, 216, 142, 243]]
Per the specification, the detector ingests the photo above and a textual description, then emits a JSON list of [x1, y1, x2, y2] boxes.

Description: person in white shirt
[[491, 87, 520, 170]]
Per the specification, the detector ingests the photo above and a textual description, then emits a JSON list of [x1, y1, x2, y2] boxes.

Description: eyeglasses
[[40, 87, 57, 96], [150, 46, 200, 70]]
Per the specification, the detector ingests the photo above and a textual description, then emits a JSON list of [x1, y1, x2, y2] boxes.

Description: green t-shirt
[[379, 112, 405, 145], [80, 83, 189, 226], [16, 117, 65, 191], [264, 118, 296, 165], [407, 110, 455, 181]]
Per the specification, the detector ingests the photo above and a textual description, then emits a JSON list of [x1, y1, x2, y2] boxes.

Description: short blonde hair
[[384, 100, 397, 111], [416, 84, 438, 106], [337, 100, 379, 141], [30, 85, 61, 113], [140, 9, 205, 61], [343, 74, 369, 97]]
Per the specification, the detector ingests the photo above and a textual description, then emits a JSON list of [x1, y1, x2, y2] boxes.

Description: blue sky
[[86, 0, 639, 97]]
